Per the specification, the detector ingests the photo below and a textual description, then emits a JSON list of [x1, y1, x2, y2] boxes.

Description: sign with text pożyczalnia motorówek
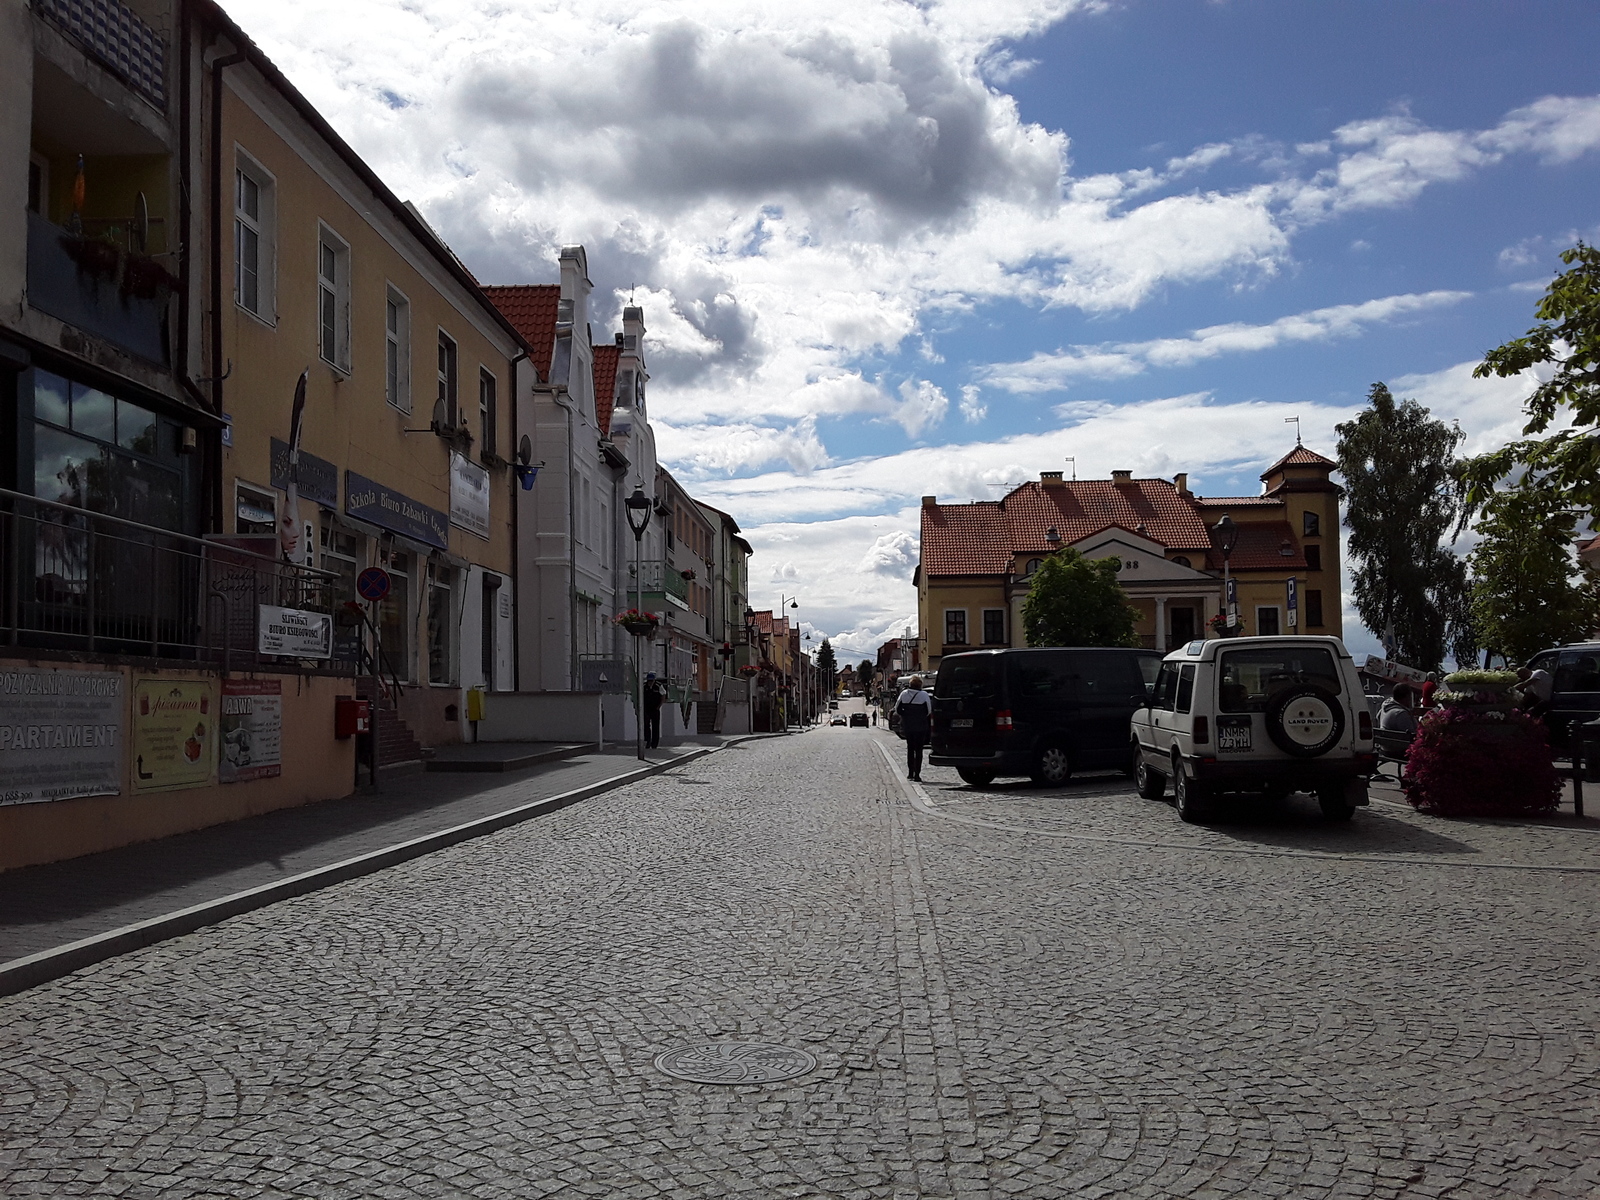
[[345, 471, 448, 549], [0, 667, 123, 806]]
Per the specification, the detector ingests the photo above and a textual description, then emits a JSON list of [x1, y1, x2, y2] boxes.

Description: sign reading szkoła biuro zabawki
[[0, 667, 123, 806], [131, 678, 217, 793], [345, 471, 448, 549]]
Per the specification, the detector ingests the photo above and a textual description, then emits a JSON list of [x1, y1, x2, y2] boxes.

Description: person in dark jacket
[[644, 673, 665, 749], [896, 675, 933, 781]]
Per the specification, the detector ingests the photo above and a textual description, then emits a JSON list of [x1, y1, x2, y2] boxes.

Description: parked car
[[849, 711, 869, 727], [929, 647, 1161, 786], [1522, 642, 1600, 748], [1129, 636, 1377, 823]]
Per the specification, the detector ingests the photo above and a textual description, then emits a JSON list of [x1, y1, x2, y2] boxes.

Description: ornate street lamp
[[1212, 514, 1238, 634], [625, 485, 654, 759]]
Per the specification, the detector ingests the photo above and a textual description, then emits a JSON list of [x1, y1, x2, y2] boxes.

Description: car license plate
[[1217, 722, 1251, 751], [951, 718, 973, 728]]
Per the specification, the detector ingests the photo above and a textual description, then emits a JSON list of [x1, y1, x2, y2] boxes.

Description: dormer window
[[1046, 526, 1060, 543], [1024, 558, 1042, 576]]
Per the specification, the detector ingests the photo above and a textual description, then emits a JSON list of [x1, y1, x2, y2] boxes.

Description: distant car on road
[[849, 712, 869, 727], [830, 715, 847, 726]]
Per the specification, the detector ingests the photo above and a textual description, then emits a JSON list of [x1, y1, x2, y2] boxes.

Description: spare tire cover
[[1266, 686, 1345, 758]]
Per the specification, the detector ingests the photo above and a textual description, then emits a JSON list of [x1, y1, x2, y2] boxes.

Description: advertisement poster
[[0, 667, 123, 806], [450, 453, 491, 539], [131, 678, 217, 793], [258, 605, 333, 659], [220, 679, 283, 783]]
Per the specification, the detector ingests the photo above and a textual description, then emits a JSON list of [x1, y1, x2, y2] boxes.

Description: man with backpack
[[896, 675, 933, 781]]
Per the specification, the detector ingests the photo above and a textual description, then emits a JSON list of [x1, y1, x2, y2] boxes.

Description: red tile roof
[[592, 343, 619, 437], [481, 285, 560, 382], [1205, 521, 1307, 571], [921, 478, 1216, 576], [1192, 495, 1284, 508], [1262, 445, 1336, 477]]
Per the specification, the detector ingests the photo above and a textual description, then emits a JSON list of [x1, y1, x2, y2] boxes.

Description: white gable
[[1074, 533, 1216, 583]]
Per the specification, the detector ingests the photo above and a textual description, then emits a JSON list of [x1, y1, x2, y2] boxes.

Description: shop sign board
[[0, 667, 123, 806], [269, 438, 339, 508], [346, 471, 448, 549], [450, 453, 491, 539], [220, 678, 283, 783], [258, 605, 334, 659], [131, 677, 217, 793]]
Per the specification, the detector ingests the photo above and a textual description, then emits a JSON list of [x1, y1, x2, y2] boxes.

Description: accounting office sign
[[0, 668, 124, 806]]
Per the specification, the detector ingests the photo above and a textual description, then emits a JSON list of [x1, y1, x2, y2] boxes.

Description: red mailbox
[[335, 698, 371, 738]]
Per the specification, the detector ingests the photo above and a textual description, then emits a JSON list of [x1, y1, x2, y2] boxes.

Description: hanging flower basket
[[613, 607, 659, 637], [680, 568, 696, 581], [738, 664, 758, 677]]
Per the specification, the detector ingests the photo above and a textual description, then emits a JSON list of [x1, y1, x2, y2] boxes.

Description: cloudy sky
[[221, 0, 1600, 662]]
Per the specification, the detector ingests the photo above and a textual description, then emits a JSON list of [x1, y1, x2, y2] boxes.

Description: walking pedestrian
[[643, 673, 664, 749], [1420, 671, 1440, 708], [896, 675, 933, 781]]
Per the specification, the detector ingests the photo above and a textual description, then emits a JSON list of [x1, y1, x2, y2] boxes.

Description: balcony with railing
[[27, 210, 172, 363], [1, 487, 349, 672], [34, 0, 168, 109], [628, 560, 690, 609]]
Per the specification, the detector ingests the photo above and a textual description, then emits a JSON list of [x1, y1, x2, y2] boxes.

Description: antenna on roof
[[1285, 415, 1301, 446], [1064, 456, 1076, 481], [629, 282, 636, 304]]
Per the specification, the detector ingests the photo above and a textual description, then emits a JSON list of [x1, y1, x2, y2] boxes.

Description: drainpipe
[[508, 348, 527, 692]]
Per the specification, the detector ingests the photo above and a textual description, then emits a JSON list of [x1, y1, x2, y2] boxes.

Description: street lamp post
[[625, 485, 654, 760], [778, 594, 799, 731], [1212, 514, 1239, 635]]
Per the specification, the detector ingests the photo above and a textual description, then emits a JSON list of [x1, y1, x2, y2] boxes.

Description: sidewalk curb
[[0, 744, 731, 1000]]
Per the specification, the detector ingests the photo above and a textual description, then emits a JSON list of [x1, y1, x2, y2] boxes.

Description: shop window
[[235, 481, 276, 536], [1305, 544, 1321, 571], [481, 573, 502, 687], [317, 225, 351, 371], [945, 609, 967, 645], [1306, 589, 1324, 628], [386, 287, 411, 412], [319, 526, 361, 604], [982, 609, 1005, 644], [1303, 510, 1320, 537], [379, 549, 414, 682], [428, 564, 456, 685]]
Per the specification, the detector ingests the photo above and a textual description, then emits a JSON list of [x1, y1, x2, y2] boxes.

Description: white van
[[1129, 636, 1378, 823]]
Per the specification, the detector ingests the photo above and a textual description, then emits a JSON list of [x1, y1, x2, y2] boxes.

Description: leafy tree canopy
[[1462, 242, 1600, 514], [1021, 548, 1141, 648], [1468, 484, 1600, 664], [1336, 382, 1474, 670], [816, 639, 836, 675]]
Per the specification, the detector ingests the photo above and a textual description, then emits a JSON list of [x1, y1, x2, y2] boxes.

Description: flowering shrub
[[1403, 705, 1561, 817]]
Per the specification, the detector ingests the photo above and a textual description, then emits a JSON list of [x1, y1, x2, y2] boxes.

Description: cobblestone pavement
[[3, 728, 1598, 1198]]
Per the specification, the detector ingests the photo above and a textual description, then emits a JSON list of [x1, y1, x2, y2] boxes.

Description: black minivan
[[929, 647, 1162, 786]]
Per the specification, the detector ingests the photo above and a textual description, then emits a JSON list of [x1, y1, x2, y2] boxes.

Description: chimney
[[1173, 472, 1188, 495], [922, 495, 937, 507], [1111, 470, 1133, 485], [1040, 470, 1065, 486]]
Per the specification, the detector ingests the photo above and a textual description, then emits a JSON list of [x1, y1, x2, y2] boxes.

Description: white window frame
[[234, 480, 277, 535], [478, 366, 496, 459], [233, 150, 276, 323], [317, 222, 351, 373], [437, 329, 458, 427], [385, 284, 412, 413]]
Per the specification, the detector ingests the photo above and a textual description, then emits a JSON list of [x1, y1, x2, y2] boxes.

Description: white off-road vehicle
[[1130, 635, 1378, 823]]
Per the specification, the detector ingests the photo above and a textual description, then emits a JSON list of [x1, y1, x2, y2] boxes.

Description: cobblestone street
[[3, 729, 1598, 1199]]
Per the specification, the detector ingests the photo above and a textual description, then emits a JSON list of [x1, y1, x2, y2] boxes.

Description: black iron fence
[[0, 486, 351, 673]]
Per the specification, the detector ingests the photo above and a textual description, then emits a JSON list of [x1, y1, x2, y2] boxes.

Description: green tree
[[1335, 382, 1474, 670], [1461, 242, 1600, 514], [816, 638, 836, 679], [1021, 548, 1140, 648], [1467, 485, 1600, 664], [858, 659, 875, 694]]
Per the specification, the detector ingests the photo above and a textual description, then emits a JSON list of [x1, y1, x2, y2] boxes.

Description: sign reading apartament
[[450, 453, 491, 539], [0, 668, 123, 806], [131, 677, 217, 793], [220, 678, 283, 783], [258, 605, 334, 659]]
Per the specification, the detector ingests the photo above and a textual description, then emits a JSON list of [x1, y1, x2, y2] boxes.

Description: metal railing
[[34, 0, 168, 107], [0, 486, 349, 672], [631, 559, 689, 604]]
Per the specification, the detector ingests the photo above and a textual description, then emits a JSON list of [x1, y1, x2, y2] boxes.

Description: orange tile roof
[[1205, 520, 1307, 571], [920, 500, 1011, 575], [1262, 445, 1336, 477], [481, 285, 560, 382], [592, 343, 619, 437], [1192, 495, 1284, 508]]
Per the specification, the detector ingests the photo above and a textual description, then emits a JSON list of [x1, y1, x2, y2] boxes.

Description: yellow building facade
[[916, 448, 1344, 675]]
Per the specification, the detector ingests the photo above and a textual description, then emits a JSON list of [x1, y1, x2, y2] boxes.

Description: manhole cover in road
[[654, 1042, 818, 1084]]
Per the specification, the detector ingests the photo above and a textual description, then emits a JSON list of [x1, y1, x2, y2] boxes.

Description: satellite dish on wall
[[517, 434, 532, 467], [430, 397, 448, 432]]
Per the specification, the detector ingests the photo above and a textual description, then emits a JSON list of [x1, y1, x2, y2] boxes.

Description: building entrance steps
[[425, 742, 590, 772], [0, 738, 774, 996]]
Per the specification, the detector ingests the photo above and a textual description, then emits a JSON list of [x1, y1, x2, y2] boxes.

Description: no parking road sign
[[356, 567, 392, 603]]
